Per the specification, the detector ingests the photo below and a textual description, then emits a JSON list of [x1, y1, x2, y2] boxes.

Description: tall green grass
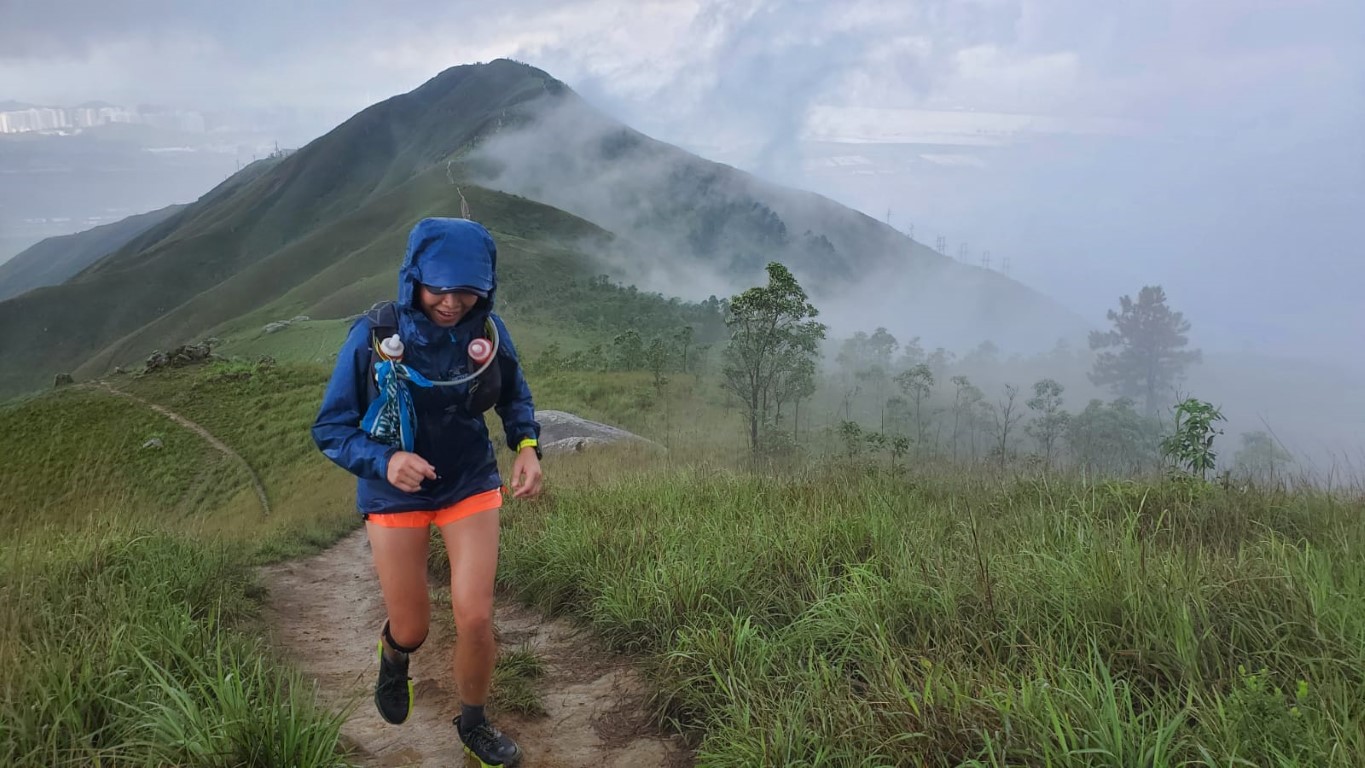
[[0, 522, 353, 767], [496, 460, 1365, 766]]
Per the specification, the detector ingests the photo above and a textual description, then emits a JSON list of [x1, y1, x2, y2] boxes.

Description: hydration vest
[[362, 300, 503, 416]]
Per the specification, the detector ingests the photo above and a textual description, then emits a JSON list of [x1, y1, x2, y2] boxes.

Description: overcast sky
[[3, 0, 1362, 365]]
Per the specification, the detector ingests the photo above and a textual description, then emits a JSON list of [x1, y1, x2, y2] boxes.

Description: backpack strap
[[363, 300, 399, 406], [466, 314, 504, 415]]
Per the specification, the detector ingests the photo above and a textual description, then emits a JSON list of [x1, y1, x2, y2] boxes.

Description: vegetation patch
[[0, 528, 352, 768], [497, 462, 1365, 766]]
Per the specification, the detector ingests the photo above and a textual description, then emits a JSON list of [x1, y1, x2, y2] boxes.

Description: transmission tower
[[959, 243, 969, 262], [982, 251, 992, 270], [936, 235, 947, 255], [1001, 255, 1011, 275]]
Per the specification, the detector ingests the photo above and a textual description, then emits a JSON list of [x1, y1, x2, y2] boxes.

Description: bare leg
[[365, 522, 432, 654], [438, 508, 500, 705]]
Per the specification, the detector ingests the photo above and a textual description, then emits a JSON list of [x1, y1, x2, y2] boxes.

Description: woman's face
[[418, 286, 479, 327]]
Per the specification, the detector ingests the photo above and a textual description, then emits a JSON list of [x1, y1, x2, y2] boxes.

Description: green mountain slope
[[0, 203, 185, 301], [76, 169, 612, 379]]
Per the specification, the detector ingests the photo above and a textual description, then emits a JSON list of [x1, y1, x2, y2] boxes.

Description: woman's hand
[[387, 451, 436, 493], [510, 448, 543, 499]]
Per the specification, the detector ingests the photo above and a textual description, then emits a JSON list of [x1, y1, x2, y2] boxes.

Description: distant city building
[[0, 105, 206, 134]]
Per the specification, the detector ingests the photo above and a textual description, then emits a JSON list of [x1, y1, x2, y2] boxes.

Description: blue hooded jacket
[[311, 217, 540, 515]]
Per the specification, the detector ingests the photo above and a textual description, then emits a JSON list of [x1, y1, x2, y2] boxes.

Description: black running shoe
[[454, 715, 522, 767], [374, 640, 413, 724]]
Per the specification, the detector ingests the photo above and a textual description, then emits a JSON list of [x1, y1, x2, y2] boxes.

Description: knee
[[451, 602, 493, 639]]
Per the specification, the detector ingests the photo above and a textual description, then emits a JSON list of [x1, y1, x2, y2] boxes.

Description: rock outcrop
[[535, 410, 657, 455]]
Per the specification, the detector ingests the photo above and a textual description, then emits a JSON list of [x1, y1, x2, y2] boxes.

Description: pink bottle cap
[[468, 337, 493, 365]]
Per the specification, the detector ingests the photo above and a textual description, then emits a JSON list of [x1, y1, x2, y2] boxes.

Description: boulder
[[534, 410, 657, 456]]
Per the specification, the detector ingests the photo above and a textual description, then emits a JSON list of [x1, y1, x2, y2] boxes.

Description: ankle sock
[[459, 702, 486, 734]]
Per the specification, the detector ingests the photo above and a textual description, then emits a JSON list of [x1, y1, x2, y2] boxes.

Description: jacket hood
[[398, 217, 498, 312]]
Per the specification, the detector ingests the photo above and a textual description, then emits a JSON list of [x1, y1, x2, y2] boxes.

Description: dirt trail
[[259, 528, 689, 768]]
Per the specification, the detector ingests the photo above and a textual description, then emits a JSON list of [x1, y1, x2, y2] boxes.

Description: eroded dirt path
[[259, 528, 689, 768]]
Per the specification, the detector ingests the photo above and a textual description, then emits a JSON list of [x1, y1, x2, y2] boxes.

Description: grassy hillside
[[73, 170, 612, 381], [3, 347, 1362, 766], [0, 366, 355, 553], [0, 203, 185, 301]]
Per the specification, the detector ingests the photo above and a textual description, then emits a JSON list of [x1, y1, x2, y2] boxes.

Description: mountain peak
[[407, 58, 568, 107]]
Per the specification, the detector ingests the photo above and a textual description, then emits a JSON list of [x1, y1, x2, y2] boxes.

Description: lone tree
[[646, 336, 670, 392], [991, 384, 1025, 466], [1025, 378, 1069, 466], [612, 329, 645, 370], [949, 375, 984, 461], [722, 262, 826, 451], [894, 363, 934, 451], [1089, 285, 1201, 415], [675, 325, 694, 373]]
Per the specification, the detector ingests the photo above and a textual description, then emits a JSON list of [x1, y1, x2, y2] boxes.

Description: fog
[[4, 0, 1362, 470]]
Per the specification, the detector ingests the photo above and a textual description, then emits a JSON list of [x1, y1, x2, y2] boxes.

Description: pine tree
[[1089, 285, 1201, 415]]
